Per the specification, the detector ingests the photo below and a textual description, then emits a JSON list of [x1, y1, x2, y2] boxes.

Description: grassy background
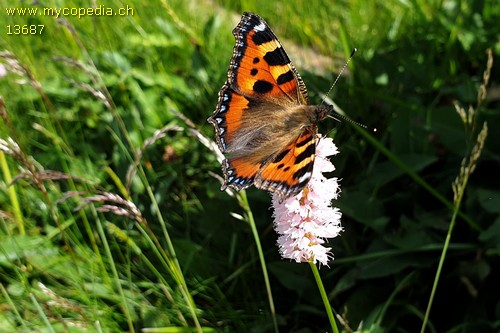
[[1, 0, 499, 332]]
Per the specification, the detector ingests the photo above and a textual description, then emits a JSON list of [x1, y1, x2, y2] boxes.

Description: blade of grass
[[1, 283, 27, 331], [0, 151, 24, 234], [30, 293, 56, 333], [354, 124, 479, 231], [94, 215, 135, 333]]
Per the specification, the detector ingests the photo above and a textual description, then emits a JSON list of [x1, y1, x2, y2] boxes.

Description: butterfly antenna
[[321, 48, 357, 105], [326, 102, 377, 133], [327, 111, 372, 130]]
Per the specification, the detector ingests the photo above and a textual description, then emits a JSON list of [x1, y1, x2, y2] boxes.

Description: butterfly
[[208, 12, 334, 200]]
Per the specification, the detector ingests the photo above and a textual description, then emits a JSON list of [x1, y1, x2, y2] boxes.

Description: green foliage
[[1, 0, 499, 332]]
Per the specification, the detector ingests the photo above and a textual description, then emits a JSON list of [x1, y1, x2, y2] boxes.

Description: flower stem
[[420, 206, 459, 333], [309, 261, 339, 333], [421, 122, 488, 333]]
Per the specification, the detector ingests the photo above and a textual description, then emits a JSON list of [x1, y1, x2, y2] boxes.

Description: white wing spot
[[298, 171, 311, 184], [253, 22, 266, 32]]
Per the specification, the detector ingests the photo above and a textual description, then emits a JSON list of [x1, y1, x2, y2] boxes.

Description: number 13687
[[7, 25, 45, 35]]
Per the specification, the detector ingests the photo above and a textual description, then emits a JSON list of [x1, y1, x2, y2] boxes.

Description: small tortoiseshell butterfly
[[208, 12, 334, 199]]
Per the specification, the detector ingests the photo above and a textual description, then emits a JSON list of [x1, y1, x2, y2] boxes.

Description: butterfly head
[[314, 104, 335, 123]]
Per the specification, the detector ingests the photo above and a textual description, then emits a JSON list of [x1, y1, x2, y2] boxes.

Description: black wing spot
[[277, 70, 295, 85], [252, 29, 274, 45], [295, 144, 315, 165], [273, 149, 290, 163], [253, 80, 274, 94], [263, 47, 290, 66]]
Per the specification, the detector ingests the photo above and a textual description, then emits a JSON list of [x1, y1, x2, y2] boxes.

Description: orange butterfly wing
[[208, 12, 320, 198], [255, 131, 317, 198], [229, 12, 309, 104]]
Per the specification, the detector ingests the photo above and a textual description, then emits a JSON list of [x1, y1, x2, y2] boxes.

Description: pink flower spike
[[271, 136, 342, 266]]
